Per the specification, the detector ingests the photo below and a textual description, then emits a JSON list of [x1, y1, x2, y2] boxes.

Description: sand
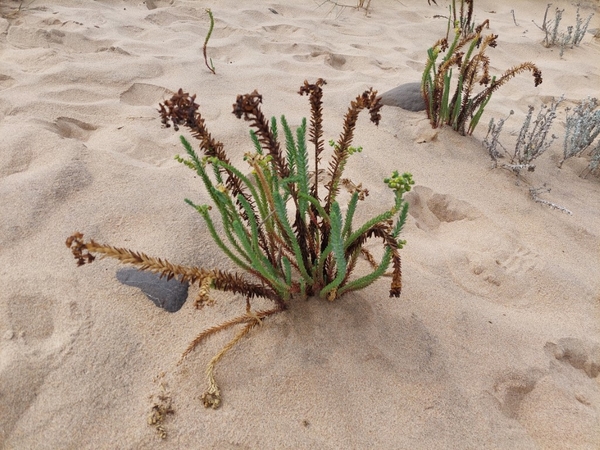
[[1, 0, 599, 448]]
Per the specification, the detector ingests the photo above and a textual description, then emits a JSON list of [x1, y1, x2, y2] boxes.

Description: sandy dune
[[1, 0, 599, 448]]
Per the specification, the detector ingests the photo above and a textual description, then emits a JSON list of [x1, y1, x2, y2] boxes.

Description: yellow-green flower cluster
[[384, 171, 414, 195]]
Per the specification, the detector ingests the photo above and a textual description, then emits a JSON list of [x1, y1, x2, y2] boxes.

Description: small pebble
[[378, 82, 426, 112], [116, 268, 189, 312]]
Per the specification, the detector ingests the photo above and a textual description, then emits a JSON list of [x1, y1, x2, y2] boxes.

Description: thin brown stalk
[[299, 78, 327, 201], [470, 62, 542, 116], [179, 307, 283, 362], [324, 89, 382, 213], [202, 320, 259, 409], [66, 233, 282, 304], [178, 305, 285, 409], [344, 222, 402, 296]]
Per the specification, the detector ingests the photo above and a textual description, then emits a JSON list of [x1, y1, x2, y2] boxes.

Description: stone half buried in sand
[[116, 268, 188, 313], [378, 82, 426, 112]]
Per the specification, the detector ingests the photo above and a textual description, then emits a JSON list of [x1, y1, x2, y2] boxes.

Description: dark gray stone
[[116, 268, 189, 312], [378, 82, 426, 112]]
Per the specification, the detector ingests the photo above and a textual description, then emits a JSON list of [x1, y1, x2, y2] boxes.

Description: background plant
[[483, 101, 573, 213], [590, 149, 600, 174], [356, 0, 372, 12], [67, 79, 413, 409], [317, 0, 373, 17], [445, 0, 475, 39], [535, 4, 594, 56], [482, 109, 513, 162], [0, 0, 35, 19], [452, 0, 475, 36], [203, 8, 216, 74], [484, 98, 561, 176], [559, 97, 600, 170], [431, 0, 475, 40], [529, 185, 573, 215], [421, 21, 543, 136]]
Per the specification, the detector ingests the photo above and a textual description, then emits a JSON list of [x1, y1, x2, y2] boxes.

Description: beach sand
[[1, 0, 599, 448]]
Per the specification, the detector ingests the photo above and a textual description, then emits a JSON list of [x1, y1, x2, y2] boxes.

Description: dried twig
[[511, 9, 519, 26], [529, 185, 572, 215]]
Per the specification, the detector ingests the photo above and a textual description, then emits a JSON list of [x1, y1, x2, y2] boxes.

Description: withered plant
[[451, 0, 475, 37], [439, 0, 475, 39], [421, 21, 543, 135], [560, 97, 600, 171], [485, 97, 562, 176], [67, 79, 413, 409], [534, 4, 594, 56]]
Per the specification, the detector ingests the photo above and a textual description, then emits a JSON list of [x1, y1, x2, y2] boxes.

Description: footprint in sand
[[0, 126, 92, 244], [259, 42, 323, 56], [40, 117, 97, 141], [262, 23, 302, 34], [42, 87, 109, 103], [145, 9, 202, 26], [6, 295, 55, 341], [0, 73, 16, 90], [492, 370, 540, 419], [405, 185, 481, 232], [489, 338, 600, 447], [0, 293, 85, 442], [448, 239, 542, 302], [251, 21, 379, 72], [545, 338, 600, 379], [8, 26, 112, 53], [144, 0, 178, 11], [405, 186, 541, 302], [499, 246, 538, 276], [120, 82, 174, 107], [292, 50, 362, 71], [327, 20, 384, 38]]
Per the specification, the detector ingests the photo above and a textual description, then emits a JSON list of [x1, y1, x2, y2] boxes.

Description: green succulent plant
[[67, 79, 413, 409]]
